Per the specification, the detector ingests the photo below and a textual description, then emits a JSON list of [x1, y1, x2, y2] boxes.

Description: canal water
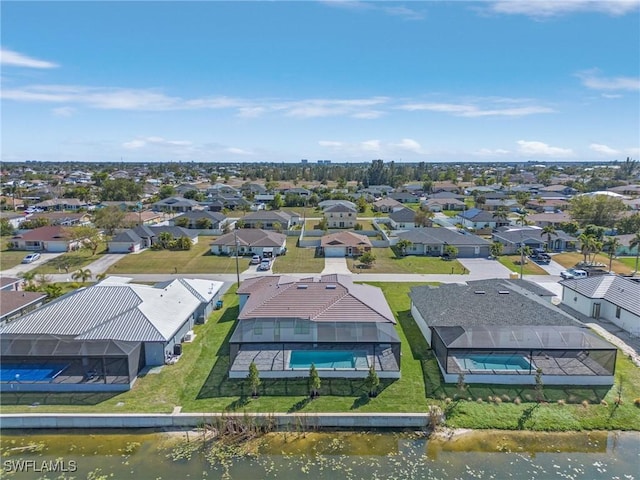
[[0, 429, 637, 479]]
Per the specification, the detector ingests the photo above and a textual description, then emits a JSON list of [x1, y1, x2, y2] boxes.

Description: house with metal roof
[[0, 277, 223, 392], [410, 279, 616, 386], [396, 228, 490, 258], [560, 275, 640, 336], [228, 274, 401, 379]]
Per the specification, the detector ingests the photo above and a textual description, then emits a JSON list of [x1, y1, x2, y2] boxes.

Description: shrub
[[600, 400, 608, 407], [444, 397, 452, 404], [557, 399, 566, 406], [514, 397, 522, 405], [634, 398, 640, 407], [494, 397, 502, 405], [501, 394, 511, 402], [476, 398, 484, 404], [582, 400, 590, 408]]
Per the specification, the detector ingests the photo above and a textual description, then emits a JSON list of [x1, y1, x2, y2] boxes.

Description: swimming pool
[[288, 350, 368, 369], [455, 354, 533, 372], [0, 363, 69, 382]]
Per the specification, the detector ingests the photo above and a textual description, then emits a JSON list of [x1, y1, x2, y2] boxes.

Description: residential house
[[0, 291, 47, 325], [0, 212, 25, 230], [389, 207, 417, 230], [122, 210, 164, 227], [373, 197, 402, 213], [540, 184, 578, 196], [608, 184, 640, 196], [97, 201, 140, 211], [492, 226, 577, 253], [320, 231, 372, 257], [560, 275, 640, 336], [422, 198, 466, 212], [254, 194, 275, 205], [525, 198, 570, 213], [241, 183, 267, 196], [396, 227, 490, 257], [107, 230, 144, 253], [28, 212, 91, 227], [457, 208, 510, 231], [152, 197, 204, 213], [611, 234, 640, 256], [207, 183, 241, 197], [362, 185, 394, 197], [241, 210, 297, 230], [9, 226, 84, 252], [284, 187, 312, 198], [426, 191, 465, 201], [318, 200, 356, 210], [206, 196, 250, 212], [527, 212, 572, 228], [210, 229, 287, 257], [172, 211, 227, 230], [34, 198, 89, 211], [410, 279, 616, 385], [482, 199, 519, 212], [389, 192, 417, 204], [228, 274, 401, 379], [0, 277, 223, 391], [0, 277, 21, 291], [323, 203, 357, 229]]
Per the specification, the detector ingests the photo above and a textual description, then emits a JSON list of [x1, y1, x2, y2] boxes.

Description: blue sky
[[2, 1, 639, 163]]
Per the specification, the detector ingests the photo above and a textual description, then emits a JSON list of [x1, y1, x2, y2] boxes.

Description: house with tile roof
[[320, 231, 372, 257], [410, 279, 616, 386], [560, 275, 640, 336], [8, 225, 85, 252], [0, 277, 223, 391], [0, 291, 47, 325], [228, 274, 401, 379]]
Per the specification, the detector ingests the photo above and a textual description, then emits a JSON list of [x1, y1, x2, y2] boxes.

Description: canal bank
[[0, 411, 436, 429]]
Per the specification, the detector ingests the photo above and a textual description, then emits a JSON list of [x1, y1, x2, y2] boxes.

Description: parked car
[[21, 252, 41, 264], [560, 268, 587, 279], [250, 255, 261, 265], [258, 259, 271, 271]]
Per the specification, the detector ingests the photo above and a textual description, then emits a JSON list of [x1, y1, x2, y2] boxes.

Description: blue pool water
[[289, 350, 366, 369], [0, 363, 69, 382], [456, 354, 532, 371]]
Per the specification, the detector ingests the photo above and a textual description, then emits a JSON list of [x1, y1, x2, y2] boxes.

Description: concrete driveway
[[457, 258, 513, 278], [1, 252, 66, 277], [322, 257, 351, 274]]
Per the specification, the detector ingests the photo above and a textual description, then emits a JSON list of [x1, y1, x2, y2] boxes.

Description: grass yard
[[617, 256, 638, 271], [553, 252, 634, 275], [105, 236, 240, 274], [497, 255, 549, 275], [347, 248, 467, 274], [272, 237, 324, 274], [32, 247, 107, 275], [0, 248, 27, 271]]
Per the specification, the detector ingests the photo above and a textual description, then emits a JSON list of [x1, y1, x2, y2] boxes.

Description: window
[[294, 321, 310, 335], [253, 323, 263, 335], [616, 306, 621, 319]]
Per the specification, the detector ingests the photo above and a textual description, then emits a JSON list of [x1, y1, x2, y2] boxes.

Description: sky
[[1, 0, 639, 164]]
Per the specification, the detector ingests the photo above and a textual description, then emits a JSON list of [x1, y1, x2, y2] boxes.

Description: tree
[[540, 225, 556, 251], [318, 217, 328, 231], [492, 207, 509, 223], [359, 251, 376, 268], [559, 221, 580, 236], [19, 217, 50, 230], [356, 196, 368, 214], [157, 232, 173, 249], [195, 217, 213, 230], [489, 241, 503, 258], [415, 207, 434, 227], [247, 361, 261, 397], [630, 233, 640, 274], [159, 185, 176, 199], [578, 233, 600, 265], [175, 216, 190, 228], [364, 365, 380, 398], [43, 283, 64, 299], [616, 213, 640, 235], [1, 218, 15, 236], [93, 206, 127, 235], [516, 212, 529, 226], [270, 193, 284, 210], [515, 192, 531, 210], [19, 271, 37, 289], [603, 237, 621, 273], [397, 239, 412, 256], [175, 236, 193, 251], [72, 268, 92, 284], [309, 363, 321, 398], [443, 244, 459, 259], [569, 194, 627, 228], [99, 179, 143, 201], [65, 226, 103, 255]]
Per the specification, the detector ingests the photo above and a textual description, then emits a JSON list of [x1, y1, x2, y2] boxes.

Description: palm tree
[[629, 233, 640, 274], [578, 233, 596, 264], [396, 239, 412, 256], [517, 212, 529, 226], [492, 207, 509, 224], [540, 225, 556, 252], [603, 237, 621, 273], [72, 268, 92, 284]]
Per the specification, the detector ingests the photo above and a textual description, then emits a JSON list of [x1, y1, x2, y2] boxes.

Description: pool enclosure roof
[[433, 325, 616, 350], [1, 336, 140, 357], [230, 319, 400, 344]]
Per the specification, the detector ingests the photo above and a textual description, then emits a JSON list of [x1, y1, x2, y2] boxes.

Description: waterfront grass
[[271, 237, 324, 274], [497, 255, 548, 275], [347, 248, 466, 274], [104, 236, 241, 274]]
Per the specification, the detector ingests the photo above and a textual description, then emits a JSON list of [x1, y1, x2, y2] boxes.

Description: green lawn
[[0, 248, 26, 271], [553, 252, 634, 275], [347, 248, 467, 274], [105, 236, 241, 274], [617, 256, 638, 271], [272, 237, 324, 274], [32, 247, 107, 275], [497, 255, 549, 275]]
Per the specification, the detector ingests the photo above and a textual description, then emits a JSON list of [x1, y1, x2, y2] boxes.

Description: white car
[[560, 268, 587, 279], [258, 259, 271, 271], [21, 252, 41, 264], [250, 255, 261, 265]]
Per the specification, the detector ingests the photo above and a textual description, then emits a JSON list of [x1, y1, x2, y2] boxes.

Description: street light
[[233, 227, 240, 288]]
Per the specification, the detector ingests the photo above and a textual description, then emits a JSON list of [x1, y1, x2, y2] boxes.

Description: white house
[[560, 276, 640, 336]]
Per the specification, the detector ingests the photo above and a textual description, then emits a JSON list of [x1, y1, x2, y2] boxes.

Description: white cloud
[[391, 138, 425, 154], [0, 48, 59, 68], [589, 143, 620, 155], [517, 140, 574, 157], [473, 148, 511, 156], [321, 1, 425, 20], [577, 70, 640, 91], [489, 1, 639, 18], [601, 93, 623, 99], [236, 107, 266, 118], [283, 97, 389, 118], [122, 136, 192, 150], [225, 147, 252, 155], [361, 140, 381, 152], [318, 140, 344, 148], [399, 101, 553, 117], [52, 106, 75, 117]]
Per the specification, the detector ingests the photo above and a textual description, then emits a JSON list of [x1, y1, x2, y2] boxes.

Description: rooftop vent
[[326, 284, 337, 289], [474, 290, 486, 295], [498, 290, 510, 295], [297, 285, 308, 289]]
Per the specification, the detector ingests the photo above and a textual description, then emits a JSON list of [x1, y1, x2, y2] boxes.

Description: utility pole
[[233, 227, 240, 287]]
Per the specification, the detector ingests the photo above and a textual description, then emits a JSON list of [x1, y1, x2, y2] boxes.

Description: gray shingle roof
[[560, 275, 640, 316], [111, 230, 143, 243], [210, 229, 286, 247], [397, 227, 489, 246], [389, 207, 416, 222], [410, 279, 581, 328]]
